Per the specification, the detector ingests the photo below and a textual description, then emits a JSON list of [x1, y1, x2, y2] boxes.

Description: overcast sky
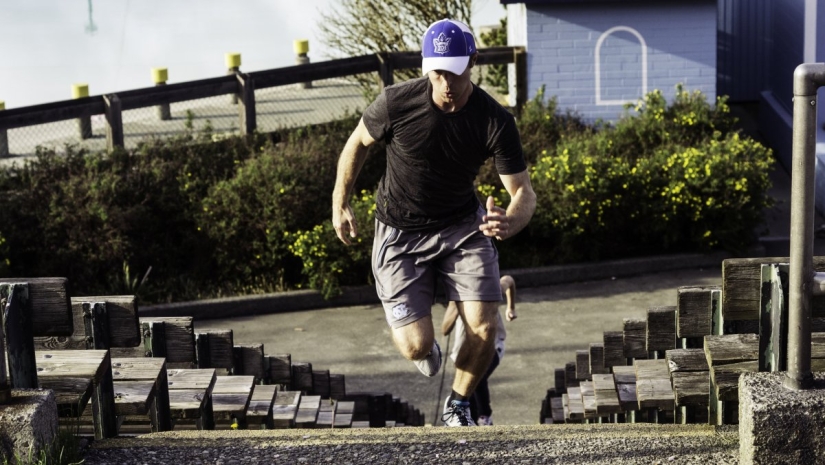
[[0, 0, 506, 107]]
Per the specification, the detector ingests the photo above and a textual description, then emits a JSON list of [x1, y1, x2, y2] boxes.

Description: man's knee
[[392, 317, 434, 361]]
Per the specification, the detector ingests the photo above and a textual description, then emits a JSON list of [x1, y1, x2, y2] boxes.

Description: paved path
[[197, 266, 722, 426], [85, 424, 740, 464]]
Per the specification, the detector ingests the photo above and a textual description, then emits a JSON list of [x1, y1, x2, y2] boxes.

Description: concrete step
[[84, 423, 739, 464]]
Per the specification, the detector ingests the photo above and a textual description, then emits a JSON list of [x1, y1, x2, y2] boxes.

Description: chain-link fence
[[0, 48, 524, 167]]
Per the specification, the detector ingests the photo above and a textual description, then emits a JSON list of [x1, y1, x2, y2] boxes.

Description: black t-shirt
[[362, 76, 526, 231]]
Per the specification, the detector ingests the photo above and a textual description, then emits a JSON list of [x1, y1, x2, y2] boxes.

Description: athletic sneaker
[[477, 415, 493, 426], [442, 398, 476, 427], [413, 340, 442, 377]]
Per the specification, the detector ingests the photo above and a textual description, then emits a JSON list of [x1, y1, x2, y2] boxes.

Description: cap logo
[[433, 32, 451, 54]]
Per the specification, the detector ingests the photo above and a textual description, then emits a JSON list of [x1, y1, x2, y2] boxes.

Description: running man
[[332, 18, 535, 427]]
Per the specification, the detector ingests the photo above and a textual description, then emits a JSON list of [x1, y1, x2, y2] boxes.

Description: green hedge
[[0, 85, 773, 302]]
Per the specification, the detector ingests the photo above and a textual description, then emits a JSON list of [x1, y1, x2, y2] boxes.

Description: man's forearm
[[332, 139, 369, 207], [505, 186, 536, 238]]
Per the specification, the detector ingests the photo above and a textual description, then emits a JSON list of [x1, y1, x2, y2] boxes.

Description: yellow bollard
[[0, 100, 8, 157], [72, 83, 92, 139], [152, 67, 171, 120], [294, 39, 312, 89], [226, 53, 241, 104]]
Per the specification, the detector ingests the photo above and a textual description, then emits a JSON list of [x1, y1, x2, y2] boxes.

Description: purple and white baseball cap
[[421, 19, 477, 76]]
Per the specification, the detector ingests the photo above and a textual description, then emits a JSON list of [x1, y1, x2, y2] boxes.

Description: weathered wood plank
[[550, 397, 565, 423], [329, 373, 346, 400], [111, 357, 170, 432], [112, 380, 155, 416], [167, 368, 216, 391], [711, 360, 758, 401], [333, 400, 354, 428], [575, 350, 590, 380], [603, 331, 625, 368], [677, 286, 719, 338], [612, 365, 637, 385], [291, 362, 313, 394], [312, 370, 331, 398], [589, 343, 607, 375], [71, 296, 141, 348], [567, 387, 585, 421], [233, 343, 264, 382], [722, 257, 825, 320], [38, 377, 93, 415], [142, 317, 196, 366], [316, 399, 336, 428], [592, 374, 622, 415], [295, 394, 321, 428], [168, 389, 210, 418], [3, 283, 38, 389], [35, 350, 109, 382], [272, 390, 301, 428], [1, 278, 72, 336], [666, 348, 709, 372], [564, 361, 579, 388], [247, 384, 278, 427], [704, 334, 760, 366], [267, 354, 292, 386], [647, 306, 677, 352], [671, 371, 709, 407], [616, 383, 638, 411], [580, 381, 597, 419], [623, 318, 647, 359], [811, 332, 825, 359], [635, 360, 674, 411], [195, 329, 234, 370]]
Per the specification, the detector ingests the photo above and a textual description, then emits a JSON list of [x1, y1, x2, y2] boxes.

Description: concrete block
[[0, 389, 58, 463], [739, 372, 825, 465]]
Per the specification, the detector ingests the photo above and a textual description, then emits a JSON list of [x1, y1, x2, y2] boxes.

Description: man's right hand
[[332, 204, 358, 245]]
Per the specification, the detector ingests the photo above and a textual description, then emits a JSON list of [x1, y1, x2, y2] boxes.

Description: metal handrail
[[786, 63, 825, 390]]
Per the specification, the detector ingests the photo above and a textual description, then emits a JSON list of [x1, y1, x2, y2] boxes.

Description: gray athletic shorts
[[372, 206, 502, 329]]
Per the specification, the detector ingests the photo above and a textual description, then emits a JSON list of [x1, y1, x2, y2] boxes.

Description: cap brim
[[422, 56, 470, 76]]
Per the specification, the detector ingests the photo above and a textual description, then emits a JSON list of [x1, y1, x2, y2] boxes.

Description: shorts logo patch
[[392, 302, 410, 320]]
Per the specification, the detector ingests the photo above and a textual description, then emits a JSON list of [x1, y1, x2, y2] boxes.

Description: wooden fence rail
[[0, 47, 526, 153]]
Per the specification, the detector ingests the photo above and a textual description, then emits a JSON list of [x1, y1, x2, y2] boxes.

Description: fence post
[[0, 283, 38, 390], [378, 52, 394, 88], [236, 72, 256, 135], [226, 53, 241, 105], [104, 94, 124, 151], [152, 67, 171, 121], [0, 284, 10, 403], [514, 47, 527, 116], [0, 101, 7, 158], [294, 39, 312, 89], [72, 83, 93, 139]]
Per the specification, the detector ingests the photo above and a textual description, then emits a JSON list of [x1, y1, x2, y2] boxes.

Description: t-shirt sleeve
[[361, 91, 391, 142], [492, 113, 527, 175]]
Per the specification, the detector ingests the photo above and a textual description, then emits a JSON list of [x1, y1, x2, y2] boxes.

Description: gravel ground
[[83, 424, 739, 464]]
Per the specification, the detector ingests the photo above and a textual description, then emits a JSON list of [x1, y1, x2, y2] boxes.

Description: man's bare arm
[[332, 118, 376, 245], [479, 169, 536, 241], [500, 275, 517, 321]]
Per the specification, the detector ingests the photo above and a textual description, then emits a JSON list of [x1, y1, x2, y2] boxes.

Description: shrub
[[287, 189, 376, 298], [524, 92, 773, 262], [0, 85, 774, 302]]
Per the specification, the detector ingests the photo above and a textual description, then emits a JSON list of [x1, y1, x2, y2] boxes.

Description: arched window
[[595, 26, 648, 106]]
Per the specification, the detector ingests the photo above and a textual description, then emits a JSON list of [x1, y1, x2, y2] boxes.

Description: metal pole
[[785, 63, 825, 390]]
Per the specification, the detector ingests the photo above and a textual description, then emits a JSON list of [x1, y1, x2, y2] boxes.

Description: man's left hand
[[479, 196, 510, 240]]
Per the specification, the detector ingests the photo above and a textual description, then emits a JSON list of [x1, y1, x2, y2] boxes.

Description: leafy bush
[[500, 85, 773, 263], [0, 85, 774, 302], [286, 190, 376, 298]]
